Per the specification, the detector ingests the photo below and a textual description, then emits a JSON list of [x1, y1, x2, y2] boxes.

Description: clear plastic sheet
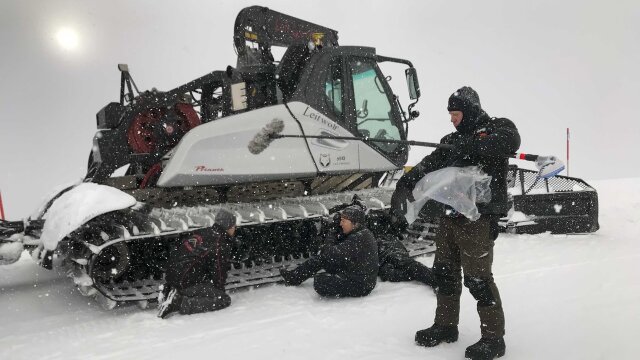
[[405, 166, 492, 223]]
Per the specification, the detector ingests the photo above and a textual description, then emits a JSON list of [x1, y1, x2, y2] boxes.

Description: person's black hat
[[341, 205, 365, 225], [447, 86, 481, 113], [214, 209, 237, 230], [447, 86, 483, 134]]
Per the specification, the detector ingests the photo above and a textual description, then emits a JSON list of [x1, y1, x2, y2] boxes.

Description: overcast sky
[[1, 0, 638, 218]]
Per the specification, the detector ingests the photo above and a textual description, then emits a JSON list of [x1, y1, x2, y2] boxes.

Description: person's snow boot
[[280, 258, 322, 286], [465, 337, 506, 360], [279, 267, 307, 286], [415, 323, 459, 347], [157, 287, 182, 319]]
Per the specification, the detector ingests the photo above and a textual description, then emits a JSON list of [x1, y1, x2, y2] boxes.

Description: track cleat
[[415, 324, 458, 347], [465, 337, 506, 360]]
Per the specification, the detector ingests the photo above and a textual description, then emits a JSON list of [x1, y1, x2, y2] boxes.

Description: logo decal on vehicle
[[319, 154, 331, 167], [194, 166, 224, 172]]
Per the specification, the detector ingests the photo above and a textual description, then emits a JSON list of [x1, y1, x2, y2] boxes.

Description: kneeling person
[[279, 206, 378, 298], [158, 209, 237, 318]]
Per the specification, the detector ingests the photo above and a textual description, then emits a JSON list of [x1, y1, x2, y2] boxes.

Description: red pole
[[0, 189, 5, 220], [566, 128, 570, 176]]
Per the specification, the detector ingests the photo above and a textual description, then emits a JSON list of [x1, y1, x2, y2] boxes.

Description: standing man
[[279, 206, 378, 298], [157, 209, 237, 319], [391, 87, 520, 360]]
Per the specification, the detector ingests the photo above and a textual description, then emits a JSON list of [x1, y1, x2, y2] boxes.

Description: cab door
[[286, 55, 360, 175], [344, 57, 408, 170], [288, 49, 407, 174]]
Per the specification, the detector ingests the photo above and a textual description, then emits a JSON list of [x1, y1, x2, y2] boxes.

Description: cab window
[[348, 59, 400, 153]]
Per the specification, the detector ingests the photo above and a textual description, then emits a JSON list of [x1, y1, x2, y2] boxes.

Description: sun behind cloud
[[55, 27, 79, 50]]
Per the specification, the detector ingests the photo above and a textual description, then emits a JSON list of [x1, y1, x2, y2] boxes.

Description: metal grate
[[508, 166, 595, 195]]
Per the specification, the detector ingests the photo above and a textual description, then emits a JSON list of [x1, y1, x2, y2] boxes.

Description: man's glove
[[390, 179, 415, 217], [323, 213, 342, 246]]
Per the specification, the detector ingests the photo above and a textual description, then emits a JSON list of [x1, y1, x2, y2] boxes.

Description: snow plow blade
[[503, 166, 599, 234]]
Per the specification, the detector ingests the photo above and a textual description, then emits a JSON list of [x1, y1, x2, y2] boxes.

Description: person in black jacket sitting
[[279, 206, 378, 298], [157, 209, 237, 319]]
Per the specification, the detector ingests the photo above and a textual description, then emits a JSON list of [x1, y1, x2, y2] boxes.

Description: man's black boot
[[279, 268, 307, 286], [415, 324, 459, 347], [465, 337, 506, 360], [280, 258, 323, 286]]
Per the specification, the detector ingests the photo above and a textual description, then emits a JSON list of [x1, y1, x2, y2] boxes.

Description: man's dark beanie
[[447, 86, 481, 113], [215, 209, 237, 230], [341, 205, 365, 225]]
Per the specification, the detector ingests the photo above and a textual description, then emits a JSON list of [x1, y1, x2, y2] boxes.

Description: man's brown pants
[[432, 215, 505, 339]]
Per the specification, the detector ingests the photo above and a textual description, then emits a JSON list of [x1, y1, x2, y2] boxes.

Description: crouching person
[[157, 209, 237, 319], [377, 233, 436, 288], [279, 206, 378, 298]]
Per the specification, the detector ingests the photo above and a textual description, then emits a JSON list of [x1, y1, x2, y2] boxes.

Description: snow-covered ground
[[1, 177, 638, 360]]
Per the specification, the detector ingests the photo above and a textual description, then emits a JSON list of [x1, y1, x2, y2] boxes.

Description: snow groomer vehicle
[[0, 6, 598, 309]]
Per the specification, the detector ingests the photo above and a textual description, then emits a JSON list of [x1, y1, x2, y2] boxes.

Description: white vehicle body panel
[[157, 102, 397, 187], [287, 102, 397, 175]]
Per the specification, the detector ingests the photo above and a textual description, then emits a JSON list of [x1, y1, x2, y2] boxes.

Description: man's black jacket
[[165, 224, 231, 291], [320, 226, 378, 288], [397, 113, 521, 216]]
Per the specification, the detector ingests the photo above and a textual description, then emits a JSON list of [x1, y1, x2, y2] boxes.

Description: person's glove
[[318, 243, 329, 255], [322, 213, 341, 246], [331, 212, 341, 228], [390, 179, 415, 217]]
